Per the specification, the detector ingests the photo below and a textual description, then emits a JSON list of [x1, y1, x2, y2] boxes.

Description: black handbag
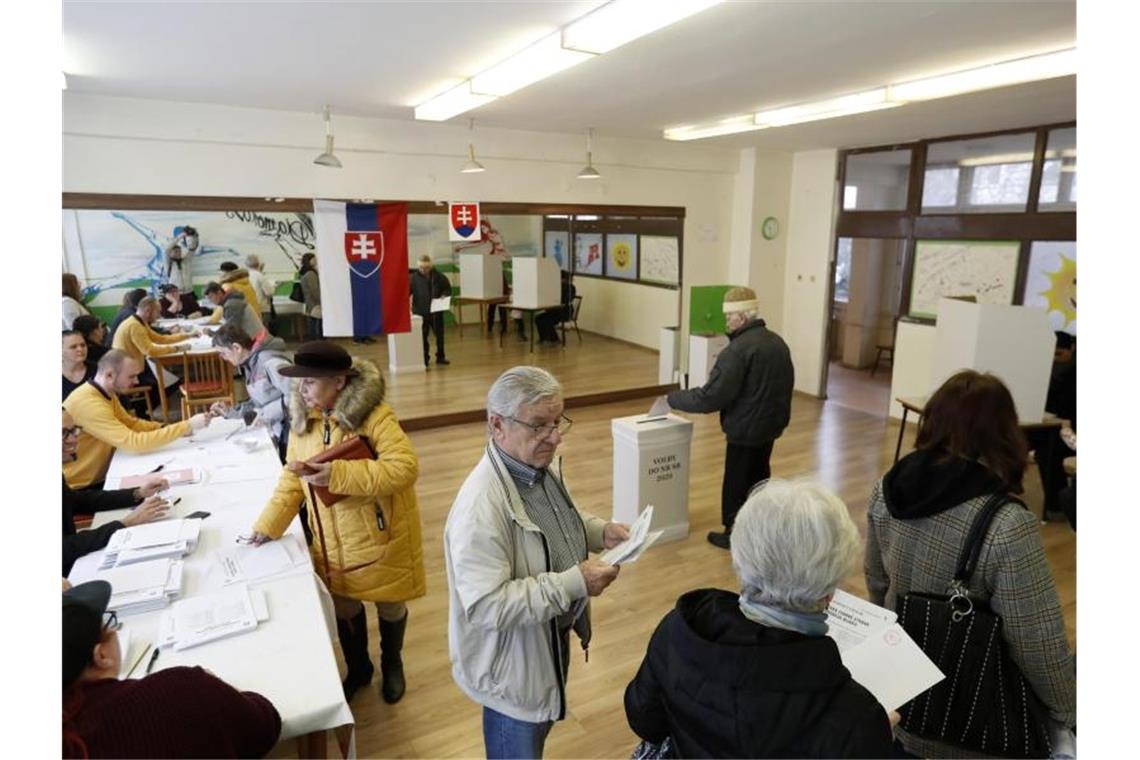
[[289, 281, 305, 303], [896, 494, 1053, 758]]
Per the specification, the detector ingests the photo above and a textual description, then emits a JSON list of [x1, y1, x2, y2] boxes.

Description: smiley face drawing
[[1040, 254, 1076, 327]]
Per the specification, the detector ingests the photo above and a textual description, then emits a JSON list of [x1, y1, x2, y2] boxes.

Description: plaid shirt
[[864, 477, 1076, 757]]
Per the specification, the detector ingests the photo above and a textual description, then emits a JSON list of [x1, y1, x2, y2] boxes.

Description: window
[[834, 238, 852, 302], [1039, 127, 1076, 211], [969, 162, 1033, 206], [922, 167, 959, 207], [923, 132, 1036, 213], [843, 149, 911, 210], [844, 185, 858, 209]]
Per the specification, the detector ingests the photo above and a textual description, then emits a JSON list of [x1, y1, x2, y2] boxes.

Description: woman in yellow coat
[[248, 341, 425, 704]]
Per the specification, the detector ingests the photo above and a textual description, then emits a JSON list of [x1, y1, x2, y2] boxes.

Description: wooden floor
[[825, 360, 893, 417], [274, 391, 1076, 759]]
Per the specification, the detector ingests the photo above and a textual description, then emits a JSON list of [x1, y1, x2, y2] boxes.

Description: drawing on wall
[[448, 215, 542, 261], [1024, 241, 1076, 333], [640, 236, 680, 286], [606, 234, 638, 280], [908, 239, 1020, 319], [574, 233, 604, 276], [545, 231, 570, 271]]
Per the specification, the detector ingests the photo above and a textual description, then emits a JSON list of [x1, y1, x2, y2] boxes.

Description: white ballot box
[[387, 314, 425, 374], [459, 253, 503, 299], [687, 333, 728, 388], [933, 298, 1054, 423], [611, 413, 694, 543], [512, 257, 560, 308], [659, 327, 680, 385]]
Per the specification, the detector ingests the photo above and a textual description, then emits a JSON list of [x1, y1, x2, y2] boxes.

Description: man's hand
[[186, 413, 211, 433], [133, 475, 169, 500], [121, 496, 170, 527], [578, 558, 620, 597], [62, 578, 72, 592], [209, 401, 230, 418], [602, 521, 631, 549], [300, 461, 333, 488]]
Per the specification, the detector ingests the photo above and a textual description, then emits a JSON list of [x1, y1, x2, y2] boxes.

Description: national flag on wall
[[312, 200, 411, 336]]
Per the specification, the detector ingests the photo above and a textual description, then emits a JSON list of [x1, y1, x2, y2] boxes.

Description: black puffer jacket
[[410, 269, 451, 317], [624, 589, 893, 759], [667, 319, 794, 445]]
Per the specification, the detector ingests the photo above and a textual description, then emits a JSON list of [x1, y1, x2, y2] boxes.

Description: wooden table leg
[[154, 359, 170, 422], [893, 407, 908, 463], [296, 729, 328, 759]]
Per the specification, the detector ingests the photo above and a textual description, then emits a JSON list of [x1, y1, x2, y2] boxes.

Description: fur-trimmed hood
[[288, 357, 387, 433], [220, 268, 251, 285]]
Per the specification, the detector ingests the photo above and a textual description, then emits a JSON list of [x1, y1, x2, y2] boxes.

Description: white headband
[[722, 299, 759, 314]]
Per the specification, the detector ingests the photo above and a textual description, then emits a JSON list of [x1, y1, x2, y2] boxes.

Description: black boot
[[378, 612, 408, 704], [335, 608, 374, 702]]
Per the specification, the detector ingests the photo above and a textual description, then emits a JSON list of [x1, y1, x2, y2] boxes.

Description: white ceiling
[[63, 1, 1076, 151]]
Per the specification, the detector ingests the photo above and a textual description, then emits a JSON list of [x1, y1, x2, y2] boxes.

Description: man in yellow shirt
[[63, 350, 212, 488], [111, 297, 195, 362], [220, 263, 262, 311]]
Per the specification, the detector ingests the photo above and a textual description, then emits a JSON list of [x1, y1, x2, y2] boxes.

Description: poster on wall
[[545, 231, 570, 271], [1023, 241, 1076, 333], [908, 239, 1020, 320], [447, 202, 481, 242], [606, 234, 638, 280], [412, 214, 542, 268], [640, 236, 680, 286], [574, 233, 604, 276]]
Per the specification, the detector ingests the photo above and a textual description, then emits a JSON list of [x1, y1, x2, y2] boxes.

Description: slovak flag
[[312, 200, 411, 336]]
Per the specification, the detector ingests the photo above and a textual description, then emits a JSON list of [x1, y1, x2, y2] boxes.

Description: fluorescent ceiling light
[[754, 89, 898, 127], [471, 33, 594, 97], [563, 0, 723, 54], [415, 82, 496, 122], [887, 47, 1076, 102], [664, 114, 764, 141]]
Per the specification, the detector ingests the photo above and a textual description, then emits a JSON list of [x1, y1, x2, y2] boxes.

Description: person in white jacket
[[445, 366, 630, 759]]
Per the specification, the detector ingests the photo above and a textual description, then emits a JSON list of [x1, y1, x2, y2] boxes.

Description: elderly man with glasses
[[444, 366, 631, 759]]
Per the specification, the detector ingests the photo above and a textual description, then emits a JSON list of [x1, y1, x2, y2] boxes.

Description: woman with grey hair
[[625, 479, 893, 758]]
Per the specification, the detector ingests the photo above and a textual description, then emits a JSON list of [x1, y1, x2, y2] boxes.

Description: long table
[[74, 418, 354, 757]]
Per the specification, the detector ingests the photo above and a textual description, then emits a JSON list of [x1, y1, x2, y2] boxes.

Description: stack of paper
[[214, 535, 308, 585], [156, 584, 266, 651], [81, 558, 185, 615], [600, 505, 663, 565], [100, 519, 203, 569], [117, 468, 200, 489]]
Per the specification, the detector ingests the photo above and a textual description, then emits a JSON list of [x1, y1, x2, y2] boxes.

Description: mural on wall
[[1024, 241, 1076, 333], [606, 234, 638, 280], [907, 239, 1020, 320]]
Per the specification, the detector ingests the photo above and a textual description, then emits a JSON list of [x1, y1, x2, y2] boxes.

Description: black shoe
[[707, 531, 731, 550], [423, 357, 431, 367], [436, 357, 450, 365], [335, 609, 374, 702], [379, 612, 408, 704]]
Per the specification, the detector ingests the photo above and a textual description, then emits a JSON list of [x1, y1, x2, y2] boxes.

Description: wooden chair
[[559, 295, 584, 344], [869, 316, 900, 377], [120, 386, 154, 419], [180, 352, 235, 419]]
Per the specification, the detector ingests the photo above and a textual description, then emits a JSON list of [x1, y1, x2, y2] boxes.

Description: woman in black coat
[[625, 479, 893, 758]]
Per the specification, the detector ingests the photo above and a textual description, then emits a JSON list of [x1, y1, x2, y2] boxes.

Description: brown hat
[[280, 341, 360, 378]]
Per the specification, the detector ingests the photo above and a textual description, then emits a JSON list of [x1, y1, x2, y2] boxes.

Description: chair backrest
[[181, 351, 232, 394], [570, 295, 583, 321]]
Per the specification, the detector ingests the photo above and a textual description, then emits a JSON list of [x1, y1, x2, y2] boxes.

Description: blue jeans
[[482, 707, 552, 759]]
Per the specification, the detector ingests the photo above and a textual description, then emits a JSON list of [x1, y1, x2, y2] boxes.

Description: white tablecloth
[[76, 419, 354, 745]]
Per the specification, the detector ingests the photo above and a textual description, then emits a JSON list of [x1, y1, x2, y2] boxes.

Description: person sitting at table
[[62, 350, 211, 489], [209, 322, 295, 464], [204, 281, 267, 340], [72, 315, 110, 365], [63, 273, 93, 330], [107, 288, 148, 344], [625, 479, 894, 759], [62, 580, 282, 759], [1028, 331, 1077, 521], [63, 330, 97, 402], [535, 271, 576, 345], [159, 282, 204, 319], [62, 409, 169, 575], [219, 261, 264, 313], [112, 296, 196, 363], [247, 341, 426, 705]]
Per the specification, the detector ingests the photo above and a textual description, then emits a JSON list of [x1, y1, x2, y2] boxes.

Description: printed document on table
[[215, 535, 307, 585], [430, 296, 452, 313], [601, 505, 660, 565], [839, 623, 944, 713], [826, 589, 897, 652]]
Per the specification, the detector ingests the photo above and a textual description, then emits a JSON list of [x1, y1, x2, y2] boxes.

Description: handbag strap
[[953, 492, 1013, 585]]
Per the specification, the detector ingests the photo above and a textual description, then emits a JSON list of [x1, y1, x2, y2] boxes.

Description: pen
[[171, 497, 182, 507], [125, 643, 152, 678], [145, 647, 161, 674], [149, 464, 165, 474]]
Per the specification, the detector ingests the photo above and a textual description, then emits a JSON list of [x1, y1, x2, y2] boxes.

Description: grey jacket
[[864, 479, 1076, 757], [220, 292, 265, 338], [225, 335, 293, 440], [445, 443, 606, 723], [667, 319, 794, 446], [300, 270, 321, 318]]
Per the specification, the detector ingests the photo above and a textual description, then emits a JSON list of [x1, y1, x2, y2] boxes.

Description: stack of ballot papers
[[157, 584, 267, 651], [68, 557, 185, 615], [114, 467, 200, 489], [826, 590, 945, 712], [99, 518, 203, 569], [600, 505, 663, 565]]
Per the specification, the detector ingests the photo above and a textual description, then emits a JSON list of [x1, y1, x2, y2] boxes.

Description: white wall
[[63, 93, 736, 346], [782, 149, 839, 396], [574, 278, 679, 349]]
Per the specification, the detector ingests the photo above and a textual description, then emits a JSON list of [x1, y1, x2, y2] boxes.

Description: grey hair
[[730, 478, 861, 613], [245, 254, 262, 269], [486, 366, 563, 420]]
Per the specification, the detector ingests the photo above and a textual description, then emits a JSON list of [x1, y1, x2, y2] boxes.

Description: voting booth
[[387, 314, 425, 374], [611, 413, 694, 543], [659, 327, 680, 385], [459, 253, 503, 299], [511, 257, 560, 308], [932, 298, 1054, 423], [687, 333, 728, 388]]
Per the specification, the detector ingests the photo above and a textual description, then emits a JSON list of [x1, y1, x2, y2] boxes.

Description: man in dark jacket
[[1029, 331, 1077, 520], [667, 287, 794, 549], [410, 255, 451, 366], [535, 271, 576, 344]]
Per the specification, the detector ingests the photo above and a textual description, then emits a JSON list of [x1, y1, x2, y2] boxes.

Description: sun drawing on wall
[[1039, 254, 1076, 327]]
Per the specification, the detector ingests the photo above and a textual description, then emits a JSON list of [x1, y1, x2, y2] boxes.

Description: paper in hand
[[600, 505, 660, 565], [646, 396, 670, 418], [430, 296, 452, 313]]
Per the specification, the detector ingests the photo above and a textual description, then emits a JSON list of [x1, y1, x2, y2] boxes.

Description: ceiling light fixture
[[313, 105, 342, 168], [887, 47, 1076, 102], [470, 33, 594, 97], [754, 88, 899, 128], [577, 128, 602, 179], [563, 0, 723, 54], [415, 81, 497, 122], [461, 119, 486, 173], [664, 114, 765, 141]]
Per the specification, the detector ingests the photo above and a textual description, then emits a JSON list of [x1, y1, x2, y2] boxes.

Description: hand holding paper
[[600, 505, 663, 565]]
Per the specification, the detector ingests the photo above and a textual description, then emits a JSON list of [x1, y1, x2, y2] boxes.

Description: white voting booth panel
[[933, 298, 1053, 423], [659, 327, 680, 385], [459, 253, 503, 299], [687, 334, 728, 388], [388, 314, 426, 374], [612, 413, 694, 543], [512, 257, 561, 308]]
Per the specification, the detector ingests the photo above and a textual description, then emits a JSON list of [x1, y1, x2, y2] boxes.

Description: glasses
[[506, 414, 573, 439], [102, 610, 121, 633], [63, 426, 82, 438]]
